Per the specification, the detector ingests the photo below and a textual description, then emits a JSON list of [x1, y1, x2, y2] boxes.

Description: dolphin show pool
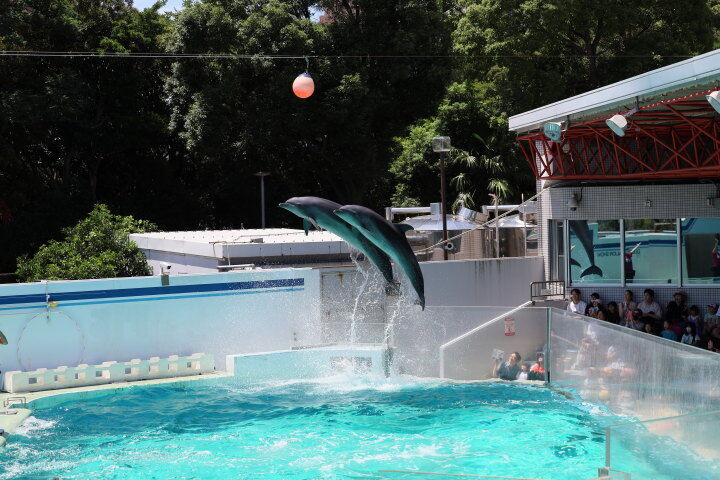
[[0, 377, 676, 480]]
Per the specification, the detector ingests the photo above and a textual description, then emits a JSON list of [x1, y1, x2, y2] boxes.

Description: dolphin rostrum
[[569, 220, 603, 278], [279, 197, 397, 289], [334, 205, 425, 309]]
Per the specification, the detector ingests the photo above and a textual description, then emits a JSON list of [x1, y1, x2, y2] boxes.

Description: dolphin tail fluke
[[581, 265, 603, 278], [570, 258, 581, 268], [385, 281, 401, 296]]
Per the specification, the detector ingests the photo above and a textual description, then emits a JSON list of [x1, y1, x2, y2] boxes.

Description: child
[[528, 354, 546, 381], [661, 320, 677, 341], [687, 305, 704, 338], [704, 304, 719, 332], [586, 293, 602, 317], [517, 364, 529, 380], [680, 324, 695, 345]]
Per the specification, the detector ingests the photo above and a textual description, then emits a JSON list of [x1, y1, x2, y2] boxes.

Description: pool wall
[[0, 269, 322, 382]]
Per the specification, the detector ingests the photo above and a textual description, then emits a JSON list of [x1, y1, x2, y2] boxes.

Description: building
[[509, 48, 720, 307]]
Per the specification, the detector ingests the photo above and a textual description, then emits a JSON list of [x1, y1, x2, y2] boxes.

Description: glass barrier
[[606, 410, 720, 480], [548, 308, 720, 420], [376, 468, 629, 479], [438, 305, 549, 381]]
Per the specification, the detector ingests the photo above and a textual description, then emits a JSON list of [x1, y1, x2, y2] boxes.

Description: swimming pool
[[0, 377, 670, 480]]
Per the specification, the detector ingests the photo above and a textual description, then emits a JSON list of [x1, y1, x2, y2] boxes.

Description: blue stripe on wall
[[0, 278, 304, 306]]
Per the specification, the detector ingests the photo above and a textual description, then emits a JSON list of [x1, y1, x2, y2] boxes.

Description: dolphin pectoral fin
[[414, 296, 425, 310], [303, 219, 312, 235], [570, 258, 581, 268], [581, 265, 603, 277]]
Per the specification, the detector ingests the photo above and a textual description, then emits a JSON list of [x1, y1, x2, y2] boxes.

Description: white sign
[[504, 317, 516, 337]]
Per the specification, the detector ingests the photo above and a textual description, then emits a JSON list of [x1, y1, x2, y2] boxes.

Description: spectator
[[528, 354, 546, 381], [517, 364, 529, 380], [643, 322, 656, 336], [493, 352, 521, 380], [606, 302, 621, 324], [661, 320, 677, 341], [596, 308, 608, 322], [567, 289, 587, 315], [712, 236, 720, 278], [704, 304, 719, 332], [622, 309, 645, 331], [637, 289, 662, 327], [586, 293, 602, 317], [666, 291, 688, 324], [619, 290, 637, 322], [687, 305, 704, 338], [681, 324, 695, 345], [706, 338, 718, 353]]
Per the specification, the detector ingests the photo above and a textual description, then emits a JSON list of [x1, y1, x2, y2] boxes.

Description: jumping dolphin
[[279, 197, 397, 290], [334, 205, 425, 309], [569, 220, 603, 278]]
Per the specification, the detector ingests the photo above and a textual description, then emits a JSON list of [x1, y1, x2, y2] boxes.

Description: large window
[[681, 218, 720, 284], [569, 220, 621, 284], [624, 219, 678, 284]]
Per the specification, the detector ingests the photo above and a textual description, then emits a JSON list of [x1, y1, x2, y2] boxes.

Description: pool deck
[[0, 370, 230, 447]]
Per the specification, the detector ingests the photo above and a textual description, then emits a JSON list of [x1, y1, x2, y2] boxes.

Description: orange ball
[[293, 72, 315, 98]]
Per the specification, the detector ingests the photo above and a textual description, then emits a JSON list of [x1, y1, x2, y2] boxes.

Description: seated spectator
[[622, 309, 645, 331], [637, 289, 662, 327], [619, 290, 637, 322], [704, 304, 719, 332], [517, 364, 529, 380], [493, 352, 521, 380], [605, 302, 621, 324], [687, 305, 704, 338], [661, 320, 677, 341], [706, 338, 718, 353], [585, 293, 602, 317], [681, 324, 695, 345], [528, 354, 546, 381], [567, 288, 587, 315], [643, 322, 657, 336], [666, 291, 688, 324]]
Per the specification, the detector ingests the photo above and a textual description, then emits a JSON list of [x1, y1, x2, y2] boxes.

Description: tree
[[390, 0, 716, 210], [166, 0, 451, 228], [16, 204, 157, 281]]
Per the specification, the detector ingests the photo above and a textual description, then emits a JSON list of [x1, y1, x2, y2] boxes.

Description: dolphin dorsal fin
[[394, 223, 414, 233]]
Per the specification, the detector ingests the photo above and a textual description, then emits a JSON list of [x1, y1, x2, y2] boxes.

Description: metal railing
[[530, 281, 565, 301]]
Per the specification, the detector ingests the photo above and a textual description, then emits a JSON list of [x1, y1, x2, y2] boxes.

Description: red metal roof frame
[[516, 89, 720, 180]]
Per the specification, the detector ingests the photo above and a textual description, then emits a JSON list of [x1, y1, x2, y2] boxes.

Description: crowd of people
[[567, 288, 720, 352]]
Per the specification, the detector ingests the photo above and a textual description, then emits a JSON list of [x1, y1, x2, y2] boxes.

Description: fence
[[548, 307, 720, 420]]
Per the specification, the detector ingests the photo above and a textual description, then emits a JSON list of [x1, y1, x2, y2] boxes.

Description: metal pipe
[[440, 152, 448, 260]]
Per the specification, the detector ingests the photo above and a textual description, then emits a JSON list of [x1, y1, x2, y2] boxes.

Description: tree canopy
[[1, 0, 719, 278], [16, 204, 157, 281]]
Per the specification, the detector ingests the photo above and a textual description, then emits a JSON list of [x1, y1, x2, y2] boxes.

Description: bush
[[16, 204, 157, 282]]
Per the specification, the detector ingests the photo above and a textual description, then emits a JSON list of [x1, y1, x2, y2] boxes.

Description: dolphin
[[279, 197, 397, 290], [334, 205, 425, 309], [0, 329, 7, 345], [569, 220, 603, 278]]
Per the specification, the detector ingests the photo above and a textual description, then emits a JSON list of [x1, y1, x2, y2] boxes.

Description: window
[[550, 221, 565, 281], [569, 220, 621, 284], [681, 218, 720, 284], [624, 219, 678, 284]]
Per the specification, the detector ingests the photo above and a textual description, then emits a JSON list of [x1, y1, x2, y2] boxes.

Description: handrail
[[438, 301, 532, 378]]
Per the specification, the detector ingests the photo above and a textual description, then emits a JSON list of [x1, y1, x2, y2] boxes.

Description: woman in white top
[[567, 288, 587, 315], [619, 290, 637, 321]]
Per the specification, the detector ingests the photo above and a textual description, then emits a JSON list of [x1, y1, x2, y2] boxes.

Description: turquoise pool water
[[0, 378, 664, 479]]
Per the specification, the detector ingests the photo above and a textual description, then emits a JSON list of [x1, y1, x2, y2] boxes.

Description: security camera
[[158, 263, 172, 274], [567, 192, 581, 211]]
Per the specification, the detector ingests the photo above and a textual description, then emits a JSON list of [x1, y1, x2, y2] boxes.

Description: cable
[[0, 50, 703, 59]]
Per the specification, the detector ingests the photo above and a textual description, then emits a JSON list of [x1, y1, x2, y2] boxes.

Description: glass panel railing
[[438, 304, 549, 381], [606, 410, 720, 480], [548, 308, 720, 420]]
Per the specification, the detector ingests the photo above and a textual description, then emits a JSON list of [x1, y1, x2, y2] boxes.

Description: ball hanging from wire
[[293, 57, 315, 99]]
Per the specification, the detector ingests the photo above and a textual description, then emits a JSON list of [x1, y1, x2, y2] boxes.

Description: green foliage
[[390, 0, 717, 211], [16, 204, 157, 282]]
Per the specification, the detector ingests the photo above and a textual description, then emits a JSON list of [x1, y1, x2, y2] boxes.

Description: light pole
[[431, 136, 451, 261], [254, 172, 270, 229]]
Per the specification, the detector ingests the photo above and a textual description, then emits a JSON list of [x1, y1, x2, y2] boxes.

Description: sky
[[133, 0, 184, 12]]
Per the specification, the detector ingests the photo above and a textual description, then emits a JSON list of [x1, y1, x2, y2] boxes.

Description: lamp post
[[431, 136, 451, 260], [254, 172, 271, 229]]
